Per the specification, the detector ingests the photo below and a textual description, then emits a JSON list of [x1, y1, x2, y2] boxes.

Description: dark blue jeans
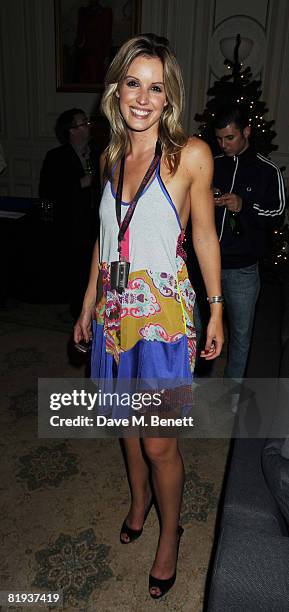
[[222, 263, 260, 379]]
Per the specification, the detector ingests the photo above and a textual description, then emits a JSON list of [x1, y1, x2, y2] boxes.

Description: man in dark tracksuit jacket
[[213, 105, 285, 382]]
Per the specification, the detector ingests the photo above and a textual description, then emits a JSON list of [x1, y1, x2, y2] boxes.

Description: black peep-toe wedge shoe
[[120, 498, 153, 544], [148, 525, 184, 599]]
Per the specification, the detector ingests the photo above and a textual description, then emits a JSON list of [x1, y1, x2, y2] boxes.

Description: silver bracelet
[[207, 295, 224, 304]]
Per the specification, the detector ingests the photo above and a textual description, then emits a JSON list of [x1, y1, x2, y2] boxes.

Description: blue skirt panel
[[91, 321, 192, 383]]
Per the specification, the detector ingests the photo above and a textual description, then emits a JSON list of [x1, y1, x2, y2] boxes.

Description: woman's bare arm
[[183, 138, 224, 359]]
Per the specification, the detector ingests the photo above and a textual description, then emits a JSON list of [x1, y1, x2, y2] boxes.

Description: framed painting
[[54, 0, 142, 92]]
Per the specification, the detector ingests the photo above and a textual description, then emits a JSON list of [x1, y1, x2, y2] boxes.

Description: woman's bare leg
[[143, 437, 184, 596], [121, 437, 151, 541]]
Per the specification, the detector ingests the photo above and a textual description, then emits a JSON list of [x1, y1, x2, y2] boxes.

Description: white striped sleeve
[[252, 154, 286, 217]]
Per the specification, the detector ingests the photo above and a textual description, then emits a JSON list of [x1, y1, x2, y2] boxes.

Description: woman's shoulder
[[180, 137, 213, 173], [182, 136, 212, 159]]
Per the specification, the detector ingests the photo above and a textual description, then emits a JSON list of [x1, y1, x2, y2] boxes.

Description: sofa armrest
[[207, 526, 289, 611], [222, 439, 287, 535]]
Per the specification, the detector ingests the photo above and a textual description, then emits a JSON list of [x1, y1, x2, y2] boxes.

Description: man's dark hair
[[55, 108, 85, 144], [214, 104, 249, 133]]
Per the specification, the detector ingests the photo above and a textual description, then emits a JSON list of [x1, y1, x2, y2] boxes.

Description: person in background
[[213, 104, 285, 397], [39, 108, 100, 318]]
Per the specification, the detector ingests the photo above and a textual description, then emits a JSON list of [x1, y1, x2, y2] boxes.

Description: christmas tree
[[194, 34, 288, 270], [195, 34, 277, 156]]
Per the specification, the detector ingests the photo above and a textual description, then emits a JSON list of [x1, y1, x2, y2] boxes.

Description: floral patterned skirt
[[91, 256, 196, 416], [94, 256, 195, 362]]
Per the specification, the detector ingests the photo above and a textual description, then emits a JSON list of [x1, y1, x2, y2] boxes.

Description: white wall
[[0, 0, 289, 197]]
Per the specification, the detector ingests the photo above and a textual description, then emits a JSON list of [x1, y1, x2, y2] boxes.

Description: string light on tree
[[266, 227, 289, 268]]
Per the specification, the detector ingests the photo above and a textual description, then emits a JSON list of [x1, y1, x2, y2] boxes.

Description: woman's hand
[[74, 306, 94, 344], [200, 310, 224, 360]]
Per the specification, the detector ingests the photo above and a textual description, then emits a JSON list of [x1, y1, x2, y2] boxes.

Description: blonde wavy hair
[[101, 33, 188, 177]]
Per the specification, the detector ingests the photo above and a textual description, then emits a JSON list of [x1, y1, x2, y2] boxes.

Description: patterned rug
[[0, 301, 230, 611]]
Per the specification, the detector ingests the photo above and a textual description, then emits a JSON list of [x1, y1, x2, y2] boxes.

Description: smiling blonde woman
[[74, 33, 223, 600]]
